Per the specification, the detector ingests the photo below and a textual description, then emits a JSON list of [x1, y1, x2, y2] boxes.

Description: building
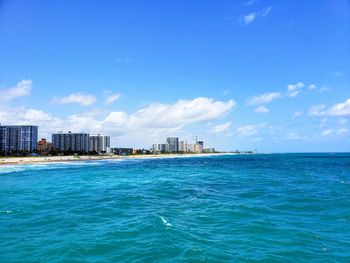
[[0, 125, 38, 153], [152, 143, 168, 153], [203, 147, 215, 153], [194, 141, 204, 153], [187, 144, 194, 153], [37, 138, 52, 155], [179, 140, 187, 152], [52, 131, 89, 153], [112, 148, 133, 155], [133, 148, 151, 154], [151, 137, 205, 154], [166, 137, 179, 153], [89, 134, 110, 153]]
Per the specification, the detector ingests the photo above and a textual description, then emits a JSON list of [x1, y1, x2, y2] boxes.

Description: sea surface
[[1, 153, 349, 262]]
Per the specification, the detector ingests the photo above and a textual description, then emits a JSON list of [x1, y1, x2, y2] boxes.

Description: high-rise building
[[194, 141, 204, 153], [166, 137, 179, 153], [89, 134, 110, 153], [52, 132, 89, 153], [187, 144, 194, 153], [179, 140, 187, 152], [0, 125, 38, 153], [152, 143, 167, 153]]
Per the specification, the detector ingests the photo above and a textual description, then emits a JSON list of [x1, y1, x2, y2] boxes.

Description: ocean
[[1, 154, 349, 262]]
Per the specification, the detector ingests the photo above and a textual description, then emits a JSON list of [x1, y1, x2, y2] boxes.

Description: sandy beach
[[0, 153, 233, 165]]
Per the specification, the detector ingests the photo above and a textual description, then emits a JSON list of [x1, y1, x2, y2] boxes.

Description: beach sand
[[0, 153, 233, 165]]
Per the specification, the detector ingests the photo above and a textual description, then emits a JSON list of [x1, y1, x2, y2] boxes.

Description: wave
[[0, 161, 105, 174], [160, 216, 173, 227], [0, 210, 13, 214]]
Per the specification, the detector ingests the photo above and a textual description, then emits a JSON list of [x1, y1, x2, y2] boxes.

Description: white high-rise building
[[187, 144, 194, 153], [179, 140, 187, 152], [194, 141, 204, 153]]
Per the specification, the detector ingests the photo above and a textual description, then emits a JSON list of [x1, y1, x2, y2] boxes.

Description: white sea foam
[[160, 216, 172, 227], [0, 210, 13, 214], [0, 165, 26, 174], [0, 161, 101, 174]]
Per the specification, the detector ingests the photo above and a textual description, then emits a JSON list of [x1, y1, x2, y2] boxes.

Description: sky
[[0, 0, 350, 152]]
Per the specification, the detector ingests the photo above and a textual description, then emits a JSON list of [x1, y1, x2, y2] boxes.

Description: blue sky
[[1, 0, 349, 152]]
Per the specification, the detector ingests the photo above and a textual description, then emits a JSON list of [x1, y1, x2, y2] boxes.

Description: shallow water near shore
[[1, 153, 350, 262]]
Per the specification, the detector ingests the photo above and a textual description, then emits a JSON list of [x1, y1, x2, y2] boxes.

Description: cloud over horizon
[[0, 79, 32, 101], [0, 97, 236, 146]]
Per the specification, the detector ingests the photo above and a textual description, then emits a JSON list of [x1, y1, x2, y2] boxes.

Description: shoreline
[[0, 153, 236, 166]]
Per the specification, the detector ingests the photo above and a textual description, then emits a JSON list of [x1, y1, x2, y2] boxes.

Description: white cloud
[[67, 112, 103, 132], [309, 105, 327, 116], [242, 6, 272, 25], [0, 79, 32, 101], [246, 92, 281, 105], [243, 13, 256, 24], [23, 109, 52, 122], [328, 98, 350, 116], [1, 97, 236, 146], [211, 122, 231, 133], [287, 82, 304, 91], [254, 105, 269, 113], [104, 97, 236, 129], [336, 128, 349, 135], [236, 125, 259, 136], [93, 97, 236, 146], [321, 129, 333, 136], [105, 93, 121, 105], [287, 82, 305, 97], [309, 98, 350, 117], [246, 81, 321, 110], [0, 107, 64, 137], [52, 92, 96, 106], [104, 111, 129, 126], [308, 84, 317, 90]]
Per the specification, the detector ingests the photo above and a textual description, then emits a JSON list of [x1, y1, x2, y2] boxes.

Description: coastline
[[0, 153, 235, 166]]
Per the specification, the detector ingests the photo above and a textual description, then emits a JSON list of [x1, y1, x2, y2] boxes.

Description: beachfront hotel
[[0, 125, 38, 153], [52, 131, 90, 153]]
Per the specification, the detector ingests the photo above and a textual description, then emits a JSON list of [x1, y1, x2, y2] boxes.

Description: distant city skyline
[[0, 0, 349, 152]]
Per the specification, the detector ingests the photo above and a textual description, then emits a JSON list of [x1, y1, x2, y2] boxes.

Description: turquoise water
[[1, 154, 349, 262]]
